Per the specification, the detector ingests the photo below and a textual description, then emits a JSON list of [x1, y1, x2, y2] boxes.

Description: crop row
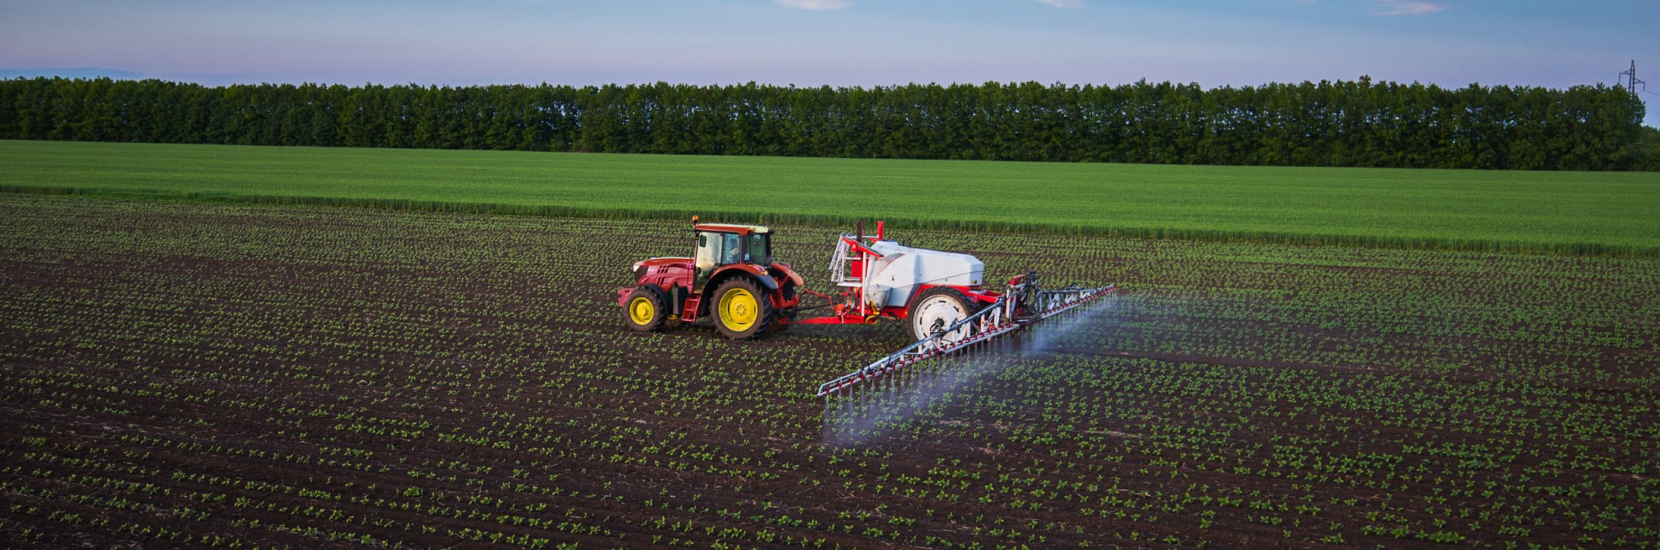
[[1, 194, 1656, 547]]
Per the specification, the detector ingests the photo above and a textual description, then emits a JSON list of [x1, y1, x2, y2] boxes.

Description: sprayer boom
[[815, 279, 1116, 397]]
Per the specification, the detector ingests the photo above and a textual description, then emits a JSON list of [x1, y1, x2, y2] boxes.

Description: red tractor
[[617, 219, 804, 339]]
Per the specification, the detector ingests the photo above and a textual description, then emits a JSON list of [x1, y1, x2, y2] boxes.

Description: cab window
[[749, 233, 770, 264], [722, 233, 742, 264], [696, 232, 722, 268]]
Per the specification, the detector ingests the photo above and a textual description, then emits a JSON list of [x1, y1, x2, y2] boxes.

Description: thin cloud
[[1033, 0, 1084, 7], [1373, 0, 1447, 15], [775, 0, 852, 10]]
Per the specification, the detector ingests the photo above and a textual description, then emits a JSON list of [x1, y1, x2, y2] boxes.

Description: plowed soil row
[[1, 195, 1656, 548]]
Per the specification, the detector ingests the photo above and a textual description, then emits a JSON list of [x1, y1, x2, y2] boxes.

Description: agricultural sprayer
[[618, 218, 1116, 395]]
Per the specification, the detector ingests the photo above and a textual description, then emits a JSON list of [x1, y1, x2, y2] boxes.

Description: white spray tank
[[859, 240, 984, 309]]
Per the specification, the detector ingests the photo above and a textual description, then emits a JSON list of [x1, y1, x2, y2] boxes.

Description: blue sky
[[2, 0, 1656, 125]]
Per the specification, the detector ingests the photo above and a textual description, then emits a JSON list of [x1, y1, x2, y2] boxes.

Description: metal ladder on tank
[[827, 235, 860, 289]]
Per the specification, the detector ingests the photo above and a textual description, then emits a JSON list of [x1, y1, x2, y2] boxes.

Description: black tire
[[907, 287, 978, 342], [711, 277, 773, 340], [622, 286, 670, 332]]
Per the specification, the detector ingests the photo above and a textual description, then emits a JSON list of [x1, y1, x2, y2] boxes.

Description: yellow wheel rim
[[718, 288, 758, 331], [628, 296, 656, 325]]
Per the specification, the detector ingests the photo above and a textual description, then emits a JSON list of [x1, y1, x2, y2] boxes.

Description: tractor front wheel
[[712, 278, 773, 340], [623, 286, 671, 332]]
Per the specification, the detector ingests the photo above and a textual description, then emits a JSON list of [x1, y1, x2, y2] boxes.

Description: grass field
[[3, 195, 1656, 547], [3, 140, 1657, 255]]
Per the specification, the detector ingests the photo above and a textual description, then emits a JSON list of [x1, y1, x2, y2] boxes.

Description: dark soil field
[[2, 194, 1657, 548]]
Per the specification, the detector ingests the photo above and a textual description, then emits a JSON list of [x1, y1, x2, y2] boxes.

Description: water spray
[[823, 292, 1123, 447]]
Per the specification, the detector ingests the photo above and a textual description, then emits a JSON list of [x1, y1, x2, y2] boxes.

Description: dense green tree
[[0, 77, 1650, 170]]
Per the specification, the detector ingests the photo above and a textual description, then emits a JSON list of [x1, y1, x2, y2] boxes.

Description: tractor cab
[[694, 224, 771, 271]]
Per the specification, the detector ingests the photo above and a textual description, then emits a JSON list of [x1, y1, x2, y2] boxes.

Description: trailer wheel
[[908, 287, 977, 343], [622, 286, 670, 332], [712, 278, 773, 340]]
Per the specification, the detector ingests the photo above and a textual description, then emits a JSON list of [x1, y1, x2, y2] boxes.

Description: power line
[[1620, 60, 1646, 96]]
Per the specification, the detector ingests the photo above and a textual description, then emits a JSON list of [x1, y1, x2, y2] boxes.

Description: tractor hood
[[632, 257, 693, 281], [634, 257, 693, 270]]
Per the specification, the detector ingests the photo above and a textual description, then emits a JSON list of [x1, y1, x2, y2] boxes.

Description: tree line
[[1, 77, 1653, 170]]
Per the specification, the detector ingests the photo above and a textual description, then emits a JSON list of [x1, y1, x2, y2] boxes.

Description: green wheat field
[[3, 140, 1657, 255]]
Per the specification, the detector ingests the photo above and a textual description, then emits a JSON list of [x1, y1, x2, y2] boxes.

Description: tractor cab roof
[[694, 224, 770, 236]]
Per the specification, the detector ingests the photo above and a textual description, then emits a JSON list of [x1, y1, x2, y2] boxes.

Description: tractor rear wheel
[[712, 278, 773, 340], [622, 286, 670, 332], [907, 287, 978, 343]]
